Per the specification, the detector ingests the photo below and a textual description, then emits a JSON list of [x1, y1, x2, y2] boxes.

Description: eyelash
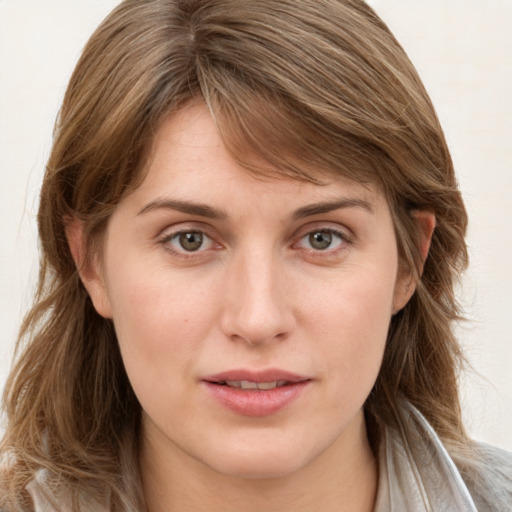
[[157, 226, 352, 259], [293, 228, 352, 257], [157, 229, 218, 258]]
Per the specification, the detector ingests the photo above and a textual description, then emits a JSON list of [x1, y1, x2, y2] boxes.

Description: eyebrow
[[137, 196, 374, 220], [292, 198, 374, 219], [137, 199, 229, 219]]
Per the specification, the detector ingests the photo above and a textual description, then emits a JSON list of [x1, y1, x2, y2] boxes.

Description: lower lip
[[203, 381, 310, 417]]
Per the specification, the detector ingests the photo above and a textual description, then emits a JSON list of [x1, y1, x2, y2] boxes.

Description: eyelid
[[156, 223, 222, 256], [293, 221, 353, 243], [291, 223, 354, 255], [297, 229, 347, 247]]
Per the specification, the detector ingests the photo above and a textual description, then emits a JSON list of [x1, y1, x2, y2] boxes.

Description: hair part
[[1, 1, 470, 509]]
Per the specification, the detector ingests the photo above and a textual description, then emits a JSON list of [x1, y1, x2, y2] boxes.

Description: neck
[[141, 412, 378, 512]]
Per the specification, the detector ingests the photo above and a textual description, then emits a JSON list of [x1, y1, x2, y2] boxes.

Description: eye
[[162, 230, 214, 253], [297, 229, 347, 252]]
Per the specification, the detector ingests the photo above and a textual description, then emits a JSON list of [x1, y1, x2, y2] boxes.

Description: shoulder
[[380, 398, 512, 511], [465, 441, 512, 511], [25, 469, 111, 512]]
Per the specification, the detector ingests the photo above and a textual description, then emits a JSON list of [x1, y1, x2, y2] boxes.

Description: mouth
[[202, 369, 311, 416], [207, 380, 296, 390], [203, 369, 310, 388]]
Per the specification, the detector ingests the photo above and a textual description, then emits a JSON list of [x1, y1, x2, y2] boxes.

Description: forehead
[[134, 103, 380, 206], [142, 102, 379, 194]]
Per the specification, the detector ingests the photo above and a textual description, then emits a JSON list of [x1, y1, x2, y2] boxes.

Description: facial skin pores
[[79, 102, 417, 511]]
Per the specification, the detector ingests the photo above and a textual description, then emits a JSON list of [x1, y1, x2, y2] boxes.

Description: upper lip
[[203, 368, 310, 384]]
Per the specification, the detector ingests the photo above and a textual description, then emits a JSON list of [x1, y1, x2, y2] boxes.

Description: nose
[[220, 249, 296, 346]]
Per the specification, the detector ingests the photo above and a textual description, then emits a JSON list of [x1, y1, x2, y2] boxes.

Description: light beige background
[[1, 1, 511, 449]]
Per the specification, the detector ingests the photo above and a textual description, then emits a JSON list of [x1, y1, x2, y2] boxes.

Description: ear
[[65, 218, 113, 319], [392, 210, 436, 314]]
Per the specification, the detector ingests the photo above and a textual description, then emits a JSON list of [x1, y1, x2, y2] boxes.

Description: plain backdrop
[[1, 1, 511, 450]]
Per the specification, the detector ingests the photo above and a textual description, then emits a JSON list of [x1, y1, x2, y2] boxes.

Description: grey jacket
[[27, 400, 512, 511], [375, 399, 512, 511]]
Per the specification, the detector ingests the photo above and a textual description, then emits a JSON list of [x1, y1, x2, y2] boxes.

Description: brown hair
[[1, 0, 470, 509]]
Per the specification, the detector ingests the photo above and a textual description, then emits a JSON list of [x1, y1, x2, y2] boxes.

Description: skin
[[73, 102, 434, 512]]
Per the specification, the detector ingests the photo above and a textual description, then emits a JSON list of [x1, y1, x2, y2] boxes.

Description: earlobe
[[392, 210, 436, 314], [65, 218, 113, 319]]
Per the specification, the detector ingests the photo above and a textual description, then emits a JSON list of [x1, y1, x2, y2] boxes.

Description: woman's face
[[83, 102, 413, 479]]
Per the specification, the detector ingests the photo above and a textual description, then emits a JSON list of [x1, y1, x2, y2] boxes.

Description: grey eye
[[178, 232, 204, 251], [308, 231, 333, 250]]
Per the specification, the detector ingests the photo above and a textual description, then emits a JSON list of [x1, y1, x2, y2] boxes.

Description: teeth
[[256, 381, 277, 390], [241, 381, 258, 390], [225, 380, 242, 388], [224, 380, 288, 390]]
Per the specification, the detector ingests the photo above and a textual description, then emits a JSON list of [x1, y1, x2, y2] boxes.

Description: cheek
[[307, 261, 397, 332], [304, 263, 396, 388], [103, 259, 218, 406], [106, 252, 214, 337]]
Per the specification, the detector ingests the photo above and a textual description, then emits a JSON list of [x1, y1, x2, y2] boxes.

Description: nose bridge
[[221, 243, 294, 345]]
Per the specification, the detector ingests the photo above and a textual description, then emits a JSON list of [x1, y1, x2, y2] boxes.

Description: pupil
[[309, 231, 332, 250], [179, 232, 203, 251]]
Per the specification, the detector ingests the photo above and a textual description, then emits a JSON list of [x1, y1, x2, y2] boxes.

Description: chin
[[212, 458, 306, 480], [201, 439, 316, 480]]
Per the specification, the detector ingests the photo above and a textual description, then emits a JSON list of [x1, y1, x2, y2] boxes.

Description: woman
[[1, 0, 511, 510]]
